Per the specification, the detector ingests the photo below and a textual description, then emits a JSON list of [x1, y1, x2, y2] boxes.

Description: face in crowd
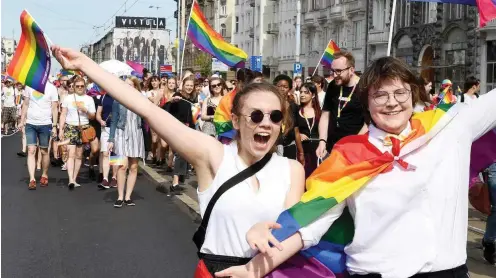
[[331, 56, 355, 86], [74, 79, 86, 96], [167, 78, 177, 92], [182, 78, 195, 96], [210, 79, 223, 96]]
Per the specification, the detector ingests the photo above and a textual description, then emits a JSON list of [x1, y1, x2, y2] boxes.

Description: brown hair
[[209, 77, 226, 96], [311, 75, 325, 89], [181, 76, 197, 100], [73, 76, 86, 86], [232, 82, 293, 151], [357, 57, 420, 124], [333, 51, 356, 68], [126, 76, 142, 91], [416, 76, 432, 104]]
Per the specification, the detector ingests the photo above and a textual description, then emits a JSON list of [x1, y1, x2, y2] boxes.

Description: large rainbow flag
[[7, 10, 51, 93], [320, 40, 340, 68], [213, 89, 236, 139], [187, 0, 247, 68], [270, 102, 496, 277]]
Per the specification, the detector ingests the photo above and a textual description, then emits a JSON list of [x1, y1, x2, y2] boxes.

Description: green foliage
[[195, 52, 212, 77]]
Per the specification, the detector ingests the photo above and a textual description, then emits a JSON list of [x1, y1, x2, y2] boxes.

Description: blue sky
[[2, 0, 177, 73]]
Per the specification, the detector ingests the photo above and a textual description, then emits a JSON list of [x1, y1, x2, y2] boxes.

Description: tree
[[195, 52, 212, 77]]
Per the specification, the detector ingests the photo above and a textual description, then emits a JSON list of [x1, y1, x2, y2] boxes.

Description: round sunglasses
[[244, 109, 283, 124]]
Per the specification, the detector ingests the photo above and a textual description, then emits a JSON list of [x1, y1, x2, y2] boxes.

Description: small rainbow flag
[[320, 39, 340, 68], [110, 155, 126, 166], [213, 89, 236, 139], [437, 79, 457, 105], [7, 10, 51, 93], [271, 103, 496, 276], [191, 103, 201, 126], [187, 0, 247, 68]]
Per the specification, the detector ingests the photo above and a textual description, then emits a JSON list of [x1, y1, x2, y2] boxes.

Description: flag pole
[[180, 0, 195, 81], [25, 10, 54, 46], [386, 0, 397, 56]]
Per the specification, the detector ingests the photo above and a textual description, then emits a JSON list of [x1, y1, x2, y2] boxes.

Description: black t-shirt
[[165, 92, 194, 127], [281, 102, 299, 146], [296, 111, 319, 140], [322, 80, 364, 151]]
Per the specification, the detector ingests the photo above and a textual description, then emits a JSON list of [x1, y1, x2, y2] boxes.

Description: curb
[[138, 161, 201, 217]]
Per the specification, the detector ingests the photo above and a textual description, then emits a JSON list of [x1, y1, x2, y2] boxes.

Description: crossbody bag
[[74, 94, 96, 144]]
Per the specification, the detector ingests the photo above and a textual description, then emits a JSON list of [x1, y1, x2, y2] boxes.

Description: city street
[[1, 134, 198, 278]]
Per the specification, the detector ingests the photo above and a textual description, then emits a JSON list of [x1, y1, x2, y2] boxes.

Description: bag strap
[[199, 153, 272, 236], [73, 94, 82, 128]]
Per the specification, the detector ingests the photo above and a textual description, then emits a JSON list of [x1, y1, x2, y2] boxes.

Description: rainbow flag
[[320, 40, 340, 68], [271, 103, 496, 277], [187, 1, 247, 68], [7, 10, 51, 93], [437, 79, 457, 105], [191, 103, 201, 126], [110, 155, 126, 166], [213, 89, 236, 139]]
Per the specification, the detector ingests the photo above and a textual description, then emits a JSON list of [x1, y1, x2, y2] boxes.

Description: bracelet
[[319, 139, 327, 144]]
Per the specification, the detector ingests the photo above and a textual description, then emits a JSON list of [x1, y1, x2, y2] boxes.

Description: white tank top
[[198, 143, 292, 258]]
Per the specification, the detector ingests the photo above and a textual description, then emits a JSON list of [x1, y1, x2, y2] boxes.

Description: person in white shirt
[[218, 57, 496, 278], [18, 82, 59, 190], [458, 76, 480, 104], [58, 76, 96, 189], [50, 45, 305, 277], [311, 75, 326, 110], [2, 79, 18, 134]]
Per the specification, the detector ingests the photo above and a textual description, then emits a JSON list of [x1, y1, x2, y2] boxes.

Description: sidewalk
[[139, 162, 496, 277]]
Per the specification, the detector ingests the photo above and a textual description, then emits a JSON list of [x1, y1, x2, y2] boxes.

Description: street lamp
[[149, 5, 161, 75]]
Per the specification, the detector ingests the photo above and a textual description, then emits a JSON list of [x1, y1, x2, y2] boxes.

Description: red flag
[[476, 0, 496, 27]]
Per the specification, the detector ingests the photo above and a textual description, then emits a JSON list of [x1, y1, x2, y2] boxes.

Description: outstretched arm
[[51, 46, 223, 178]]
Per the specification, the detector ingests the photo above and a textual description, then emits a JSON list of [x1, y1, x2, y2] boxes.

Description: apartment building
[[383, 1, 479, 90], [1, 37, 17, 73], [478, 19, 496, 93]]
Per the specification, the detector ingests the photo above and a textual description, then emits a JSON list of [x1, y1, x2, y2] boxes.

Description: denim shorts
[[25, 123, 52, 148]]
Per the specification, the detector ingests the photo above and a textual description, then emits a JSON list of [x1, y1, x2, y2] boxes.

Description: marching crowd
[[2, 46, 496, 277]]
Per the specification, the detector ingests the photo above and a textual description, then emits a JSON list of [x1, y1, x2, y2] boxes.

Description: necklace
[[301, 107, 315, 135], [336, 79, 357, 128]]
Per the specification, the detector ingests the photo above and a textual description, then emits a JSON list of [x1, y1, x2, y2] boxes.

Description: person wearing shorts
[[19, 83, 59, 190], [2, 79, 18, 135], [96, 92, 117, 189]]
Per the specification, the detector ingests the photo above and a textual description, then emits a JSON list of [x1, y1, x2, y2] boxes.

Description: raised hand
[[51, 45, 87, 71], [246, 221, 283, 258]]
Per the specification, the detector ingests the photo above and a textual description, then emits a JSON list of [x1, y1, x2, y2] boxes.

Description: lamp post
[[149, 5, 162, 75]]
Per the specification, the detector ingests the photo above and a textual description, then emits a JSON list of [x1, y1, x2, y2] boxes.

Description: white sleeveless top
[[198, 142, 292, 258]]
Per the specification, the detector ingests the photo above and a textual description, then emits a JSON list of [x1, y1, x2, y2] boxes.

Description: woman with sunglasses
[[297, 82, 322, 178], [108, 76, 146, 207], [58, 76, 96, 189], [201, 77, 225, 137], [218, 57, 496, 278], [51, 45, 304, 276]]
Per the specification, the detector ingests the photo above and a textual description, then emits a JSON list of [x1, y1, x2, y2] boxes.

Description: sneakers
[[482, 239, 496, 265], [17, 151, 27, 157], [98, 179, 110, 189], [40, 176, 48, 187], [68, 183, 75, 190], [110, 177, 117, 188], [74, 183, 81, 188], [124, 199, 135, 206], [28, 180, 36, 190], [114, 200, 124, 208], [61, 163, 67, 171], [167, 184, 185, 196]]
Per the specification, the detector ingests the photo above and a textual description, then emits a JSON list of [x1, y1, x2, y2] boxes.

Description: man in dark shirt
[[316, 51, 365, 157]]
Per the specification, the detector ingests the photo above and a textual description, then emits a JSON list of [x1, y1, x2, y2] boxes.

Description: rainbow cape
[[187, 0, 247, 68], [320, 40, 340, 68], [213, 89, 236, 138], [109, 155, 126, 166], [7, 10, 51, 93], [270, 103, 496, 277]]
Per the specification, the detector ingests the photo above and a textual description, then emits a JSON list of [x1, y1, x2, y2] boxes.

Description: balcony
[[318, 9, 328, 23], [267, 23, 279, 35], [249, 0, 255, 7], [368, 30, 389, 45], [346, 0, 365, 15], [249, 27, 255, 38], [303, 10, 319, 27], [329, 5, 346, 22]]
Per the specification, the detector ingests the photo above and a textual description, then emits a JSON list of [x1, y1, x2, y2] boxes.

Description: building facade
[[381, 1, 480, 91], [479, 19, 496, 93], [1, 37, 17, 73], [88, 16, 173, 74]]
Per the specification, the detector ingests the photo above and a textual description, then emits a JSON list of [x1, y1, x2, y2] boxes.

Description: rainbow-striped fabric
[[271, 103, 495, 277], [7, 10, 51, 93], [213, 89, 236, 139], [320, 40, 340, 68], [109, 155, 126, 166], [187, 1, 247, 68], [437, 79, 457, 105], [191, 103, 201, 127]]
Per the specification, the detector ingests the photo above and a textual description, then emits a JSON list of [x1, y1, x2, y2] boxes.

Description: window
[[235, 16, 239, 33], [221, 5, 227, 16], [373, 0, 388, 30], [221, 24, 227, 37], [447, 3, 466, 20], [420, 3, 437, 24], [398, 0, 411, 28], [335, 24, 344, 46], [352, 21, 363, 48]]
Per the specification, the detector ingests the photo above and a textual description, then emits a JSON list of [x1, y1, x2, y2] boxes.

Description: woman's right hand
[[107, 142, 114, 153], [246, 221, 283, 257], [99, 120, 106, 127], [316, 141, 327, 158]]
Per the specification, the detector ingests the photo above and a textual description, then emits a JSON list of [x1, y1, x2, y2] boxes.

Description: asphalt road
[[1, 133, 199, 278]]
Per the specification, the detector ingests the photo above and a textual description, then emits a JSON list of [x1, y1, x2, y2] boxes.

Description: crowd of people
[[2, 45, 496, 277]]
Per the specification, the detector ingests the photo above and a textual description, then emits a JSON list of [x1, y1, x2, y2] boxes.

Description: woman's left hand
[[215, 265, 255, 278], [51, 45, 87, 70]]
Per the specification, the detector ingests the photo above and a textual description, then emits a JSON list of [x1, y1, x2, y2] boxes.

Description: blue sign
[[250, 56, 263, 73], [294, 63, 302, 76]]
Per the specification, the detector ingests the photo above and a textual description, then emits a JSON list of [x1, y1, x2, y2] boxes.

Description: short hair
[[333, 51, 355, 68], [273, 74, 293, 90], [358, 57, 421, 124], [311, 75, 325, 88], [463, 76, 480, 93]]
